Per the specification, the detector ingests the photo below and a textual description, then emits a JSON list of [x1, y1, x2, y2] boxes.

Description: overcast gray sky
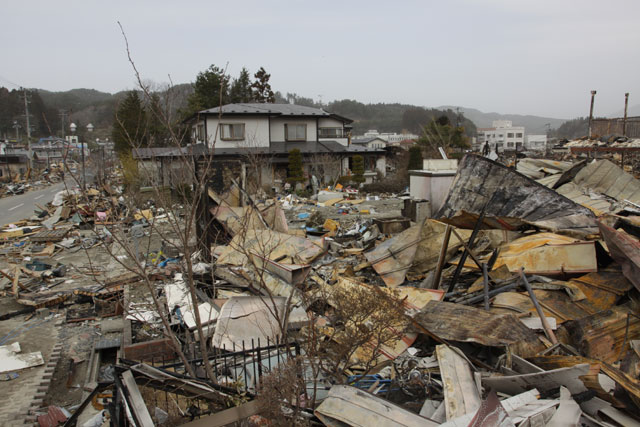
[[1, 0, 639, 119]]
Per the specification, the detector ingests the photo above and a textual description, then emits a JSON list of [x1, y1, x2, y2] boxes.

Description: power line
[[0, 74, 23, 89]]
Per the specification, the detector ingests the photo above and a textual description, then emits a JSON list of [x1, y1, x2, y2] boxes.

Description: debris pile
[[2, 154, 640, 426]]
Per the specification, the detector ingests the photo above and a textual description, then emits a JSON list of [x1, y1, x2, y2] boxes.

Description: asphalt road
[[0, 182, 69, 225]]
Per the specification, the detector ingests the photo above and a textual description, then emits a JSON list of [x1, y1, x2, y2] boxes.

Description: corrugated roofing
[[573, 159, 640, 204]]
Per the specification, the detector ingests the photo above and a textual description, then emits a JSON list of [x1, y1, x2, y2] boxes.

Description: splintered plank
[[436, 345, 481, 420]]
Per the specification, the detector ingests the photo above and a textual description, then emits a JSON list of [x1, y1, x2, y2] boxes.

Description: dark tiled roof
[[197, 103, 353, 123]]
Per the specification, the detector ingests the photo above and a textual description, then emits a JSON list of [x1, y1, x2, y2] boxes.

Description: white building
[[361, 130, 420, 145], [477, 120, 525, 153], [525, 134, 548, 151]]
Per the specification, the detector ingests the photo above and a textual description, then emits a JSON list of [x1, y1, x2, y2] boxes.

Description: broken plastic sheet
[[165, 275, 218, 330], [0, 342, 44, 373]]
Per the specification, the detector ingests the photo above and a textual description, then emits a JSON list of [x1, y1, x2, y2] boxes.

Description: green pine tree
[[229, 68, 253, 103], [112, 91, 147, 155], [185, 64, 230, 116], [251, 67, 276, 103]]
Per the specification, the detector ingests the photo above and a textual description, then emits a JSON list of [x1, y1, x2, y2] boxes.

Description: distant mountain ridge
[[5, 85, 576, 140], [438, 105, 566, 133]]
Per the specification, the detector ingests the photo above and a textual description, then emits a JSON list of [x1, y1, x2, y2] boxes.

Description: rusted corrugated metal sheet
[[412, 301, 543, 356], [492, 233, 597, 275], [492, 290, 592, 324], [492, 269, 631, 324], [598, 221, 640, 291], [37, 406, 68, 427], [364, 220, 469, 287], [560, 305, 640, 364], [436, 155, 598, 237]]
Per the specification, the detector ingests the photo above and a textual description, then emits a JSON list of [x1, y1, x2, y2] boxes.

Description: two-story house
[[188, 103, 386, 189]]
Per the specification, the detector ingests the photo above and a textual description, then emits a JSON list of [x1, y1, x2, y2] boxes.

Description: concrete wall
[[422, 159, 458, 171], [409, 171, 456, 214]]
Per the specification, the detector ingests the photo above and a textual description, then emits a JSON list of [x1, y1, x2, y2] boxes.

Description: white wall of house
[[201, 116, 270, 149], [192, 113, 352, 148], [269, 118, 318, 142], [317, 117, 344, 129]]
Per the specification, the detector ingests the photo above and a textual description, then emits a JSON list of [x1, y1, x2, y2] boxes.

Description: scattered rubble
[[2, 153, 640, 426]]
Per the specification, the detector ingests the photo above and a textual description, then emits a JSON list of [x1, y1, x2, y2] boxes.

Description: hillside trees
[[552, 117, 588, 139], [0, 87, 57, 138], [408, 145, 423, 170]]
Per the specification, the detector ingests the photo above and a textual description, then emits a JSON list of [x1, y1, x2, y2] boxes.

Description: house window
[[318, 127, 344, 138], [516, 133, 523, 138], [507, 133, 514, 138], [220, 123, 245, 141], [285, 124, 307, 141], [197, 124, 204, 141]]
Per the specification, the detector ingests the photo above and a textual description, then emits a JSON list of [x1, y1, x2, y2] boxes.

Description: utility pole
[[59, 110, 67, 139], [545, 123, 551, 155], [21, 88, 32, 171], [12, 121, 21, 143], [588, 90, 597, 139], [623, 93, 630, 136]]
